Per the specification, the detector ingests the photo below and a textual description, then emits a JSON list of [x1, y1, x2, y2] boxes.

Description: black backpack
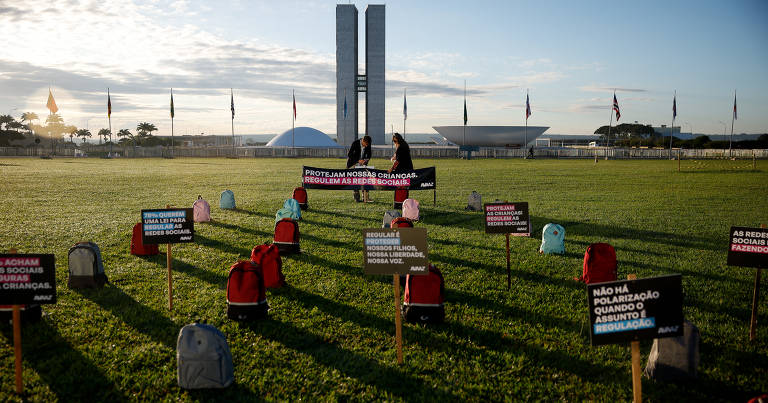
[[68, 242, 108, 288]]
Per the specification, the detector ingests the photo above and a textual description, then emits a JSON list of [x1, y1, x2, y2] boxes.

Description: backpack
[[382, 210, 401, 228], [577, 243, 617, 284], [177, 322, 234, 389], [402, 198, 420, 221], [0, 305, 42, 324], [539, 223, 565, 255], [274, 218, 300, 255], [68, 242, 107, 288], [394, 188, 409, 209], [251, 244, 285, 288], [131, 222, 160, 256], [402, 264, 445, 324], [226, 261, 269, 321], [466, 191, 482, 211], [193, 195, 211, 222], [283, 198, 301, 220], [391, 217, 414, 228], [275, 207, 298, 224], [293, 187, 308, 210], [220, 190, 236, 209], [644, 320, 700, 380]]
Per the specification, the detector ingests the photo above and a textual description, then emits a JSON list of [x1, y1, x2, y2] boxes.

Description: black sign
[[588, 274, 683, 346], [484, 202, 530, 235], [363, 228, 429, 275], [0, 254, 56, 305], [141, 208, 195, 245], [302, 166, 436, 190], [727, 226, 768, 269]]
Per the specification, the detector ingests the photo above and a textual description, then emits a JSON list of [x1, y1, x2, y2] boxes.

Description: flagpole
[[292, 89, 295, 150], [403, 88, 407, 139], [524, 89, 528, 159], [231, 88, 235, 157], [607, 91, 614, 159], [463, 81, 466, 146], [170, 88, 174, 158], [730, 89, 736, 158], [670, 90, 675, 159], [108, 88, 112, 158]]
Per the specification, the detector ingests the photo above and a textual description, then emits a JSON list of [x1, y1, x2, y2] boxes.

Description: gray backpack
[[68, 242, 107, 288], [177, 323, 234, 389], [382, 210, 401, 228], [466, 191, 482, 211], [644, 320, 700, 380]]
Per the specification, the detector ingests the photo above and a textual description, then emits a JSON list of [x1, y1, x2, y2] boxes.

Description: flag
[[672, 94, 676, 119], [107, 89, 112, 118], [403, 89, 407, 120], [733, 92, 737, 120], [230, 89, 235, 119], [343, 89, 348, 119], [170, 89, 175, 119], [46, 88, 58, 114], [293, 92, 296, 120], [612, 92, 620, 120], [463, 99, 467, 125], [525, 93, 531, 120]]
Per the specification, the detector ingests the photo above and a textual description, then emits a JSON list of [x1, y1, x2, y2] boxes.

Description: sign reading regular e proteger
[[363, 228, 428, 275], [141, 208, 194, 245], [587, 274, 683, 346]]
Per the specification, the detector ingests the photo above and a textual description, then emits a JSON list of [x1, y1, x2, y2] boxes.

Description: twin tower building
[[336, 4, 385, 146]]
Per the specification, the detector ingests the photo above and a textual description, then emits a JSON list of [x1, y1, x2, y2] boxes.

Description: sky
[[1, 0, 766, 138]]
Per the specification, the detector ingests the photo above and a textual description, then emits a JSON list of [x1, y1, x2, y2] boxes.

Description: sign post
[[141, 207, 195, 310], [587, 274, 683, 402], [0, 251, 57, 394], [727, 225, 768, 340], [363, 227, 428, 364], [484, 202, 530, 290]]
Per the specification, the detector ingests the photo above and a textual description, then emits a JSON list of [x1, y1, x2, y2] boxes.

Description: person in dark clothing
[[347, 135, 372, 202], [388, 132, 413, 173]]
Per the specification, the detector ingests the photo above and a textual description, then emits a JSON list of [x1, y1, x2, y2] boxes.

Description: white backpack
[[466, 191, 482, 211], [402, 199, 420, 221]]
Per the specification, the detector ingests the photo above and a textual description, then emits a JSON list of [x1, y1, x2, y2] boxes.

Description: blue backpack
[[220, 190, 236, 209], [539, 223, 565, 254], [283, 198, 301, 220], [275, 207, 297, 224]]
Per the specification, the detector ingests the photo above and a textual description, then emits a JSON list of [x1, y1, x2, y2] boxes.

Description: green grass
[[0, 157, 766, 401]]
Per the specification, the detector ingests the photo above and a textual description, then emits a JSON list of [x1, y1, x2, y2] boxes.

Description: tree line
[[594, 123, 768, 149]]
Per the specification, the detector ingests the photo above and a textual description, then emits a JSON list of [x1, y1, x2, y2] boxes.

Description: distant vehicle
[[588, 141, 598, 148]]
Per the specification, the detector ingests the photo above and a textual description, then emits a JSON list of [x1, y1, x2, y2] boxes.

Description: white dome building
[[266, 127, 343, 148]]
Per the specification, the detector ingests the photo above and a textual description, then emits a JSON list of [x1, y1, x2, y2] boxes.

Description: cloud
[[579, 85, 648, 93]]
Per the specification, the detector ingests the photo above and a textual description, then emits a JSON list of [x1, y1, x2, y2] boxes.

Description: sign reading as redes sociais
[[587, 274, 683, 346], [141, 208, 195, 245], [727, 226, 768, 269], [484, 202, 530, 235], [0, 254, 56, 305]]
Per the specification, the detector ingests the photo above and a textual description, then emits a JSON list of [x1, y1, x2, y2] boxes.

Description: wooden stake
[[433, 189, 436, 206], [754, 150, 757, 170], [8, 248, 23, 394], [505, 233, 511, 290], [393, 275, 403, 364], [750, 223, 767, 341], [166, 204, 173, 311], [677, 150, 681, 172], [627, 274, 641, 402]]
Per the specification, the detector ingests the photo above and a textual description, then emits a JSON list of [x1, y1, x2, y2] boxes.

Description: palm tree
[[98, 128, 111, 145], [0, 115, 13, 130], [21, 112, 38, 135], [76, 128, 92, 144], [117, 128, 133, 154], [117, 128, 132, 141], [137, 122, 157, 137], [68, 127, 78, 143]]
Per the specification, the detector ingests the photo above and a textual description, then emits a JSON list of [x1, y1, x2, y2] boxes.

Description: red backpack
[[226, 261, 268, 321], [251, 244, 285, 288], [391, 217, 414, 228], [131, 222, 160, 256], [293, 187, 308, 210], [402, 264, 445, 324], [274, 218, 300, 255], [394, 188, 409, 209], [578, 243, 617, 284]]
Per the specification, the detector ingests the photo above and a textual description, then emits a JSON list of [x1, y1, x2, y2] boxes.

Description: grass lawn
[[0, 157, 766, 401]]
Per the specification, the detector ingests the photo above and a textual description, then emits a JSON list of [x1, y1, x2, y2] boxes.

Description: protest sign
[[727, 226, 768, 269], [141, 208, 194, 245], [363, 228, 428, 275], [484, 202, 530, 235], [0, 254, 56, 305], [302, 166, 436, 191], [587, 274, 683, 346]]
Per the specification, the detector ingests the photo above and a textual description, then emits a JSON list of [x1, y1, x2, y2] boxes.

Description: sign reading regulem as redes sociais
[[363, 228, 428, 275], [0, 254, 56, 305], [484, 202, 530, 235], [588, 274, 683, 346], [141, 208, 195, 245], [727, 226, 768, 269]]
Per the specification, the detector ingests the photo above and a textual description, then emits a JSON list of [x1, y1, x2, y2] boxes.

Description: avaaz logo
[[420, 182, 433, 188], [657, 326, 679, 334]]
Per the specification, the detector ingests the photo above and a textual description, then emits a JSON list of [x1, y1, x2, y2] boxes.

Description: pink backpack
[[402, 198, 419, 221], [193, 195, 211, 222]]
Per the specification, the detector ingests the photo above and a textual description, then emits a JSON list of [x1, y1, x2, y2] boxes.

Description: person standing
[[388, 133, 413, 207], [347, 135, 372, 202]]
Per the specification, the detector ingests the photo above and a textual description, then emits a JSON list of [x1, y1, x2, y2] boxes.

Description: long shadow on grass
[[229, 208, 273, 219], [426, 208, 484, 231], [206, 220, 356, 251], [195, 234, 254, 258], [309, 208, 380, 223], [75, 285, 179, 349], [0, 320, 130, 402]]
